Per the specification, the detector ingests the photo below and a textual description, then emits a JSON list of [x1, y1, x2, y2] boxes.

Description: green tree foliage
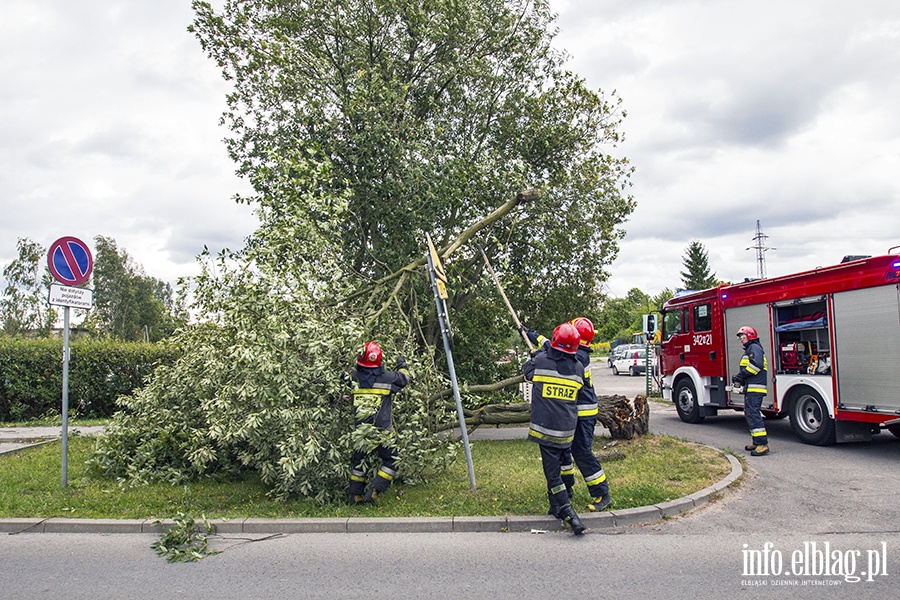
[[594, 287, 675, 342], [85, 236, 186, 342], [680, 240, 717, 291], [190, 0, 633, 375], [0, 238, 57, 336]]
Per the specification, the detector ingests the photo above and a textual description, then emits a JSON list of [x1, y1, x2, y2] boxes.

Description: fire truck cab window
[[693, 304, 712, 332], [663, 309, 684, 341]]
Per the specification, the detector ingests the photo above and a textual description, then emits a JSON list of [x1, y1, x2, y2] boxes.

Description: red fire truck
[[659, 252, 900, 445]]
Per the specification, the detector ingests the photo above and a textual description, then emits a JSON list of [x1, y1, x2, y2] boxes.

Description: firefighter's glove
[[394, 356, 408, 371], [731, 374, 745, 386]]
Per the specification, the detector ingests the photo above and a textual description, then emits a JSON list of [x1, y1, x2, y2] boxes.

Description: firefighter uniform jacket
[[525, 329, 598, 420], [738, 338, 768, 395], [351, 364, 410, 430], [574, 346, 599, 419], [523, 347, 584, 449]]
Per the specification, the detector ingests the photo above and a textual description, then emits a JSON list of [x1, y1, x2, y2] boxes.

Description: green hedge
[[0, 337, 178, 422]]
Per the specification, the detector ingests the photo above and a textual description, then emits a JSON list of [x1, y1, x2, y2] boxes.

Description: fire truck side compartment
[[832, 283, 900, 413]]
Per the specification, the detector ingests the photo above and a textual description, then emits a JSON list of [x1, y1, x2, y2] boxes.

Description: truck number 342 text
[[693, 333, 713, 346]]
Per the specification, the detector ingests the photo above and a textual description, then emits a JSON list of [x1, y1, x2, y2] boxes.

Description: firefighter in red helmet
[[569, 317, 612, 511], [523, 322, 587, 535], [523, 317, 612, 512], [733, 326, 770, 456], [349, 341, 411, 504]]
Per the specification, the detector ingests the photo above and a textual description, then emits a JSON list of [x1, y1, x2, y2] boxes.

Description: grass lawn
[[0, 433, 731, 520]]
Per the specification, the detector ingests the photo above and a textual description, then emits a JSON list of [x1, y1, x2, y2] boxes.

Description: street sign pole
[[425, 234, 476, 491], [61, 306, 70, 488]]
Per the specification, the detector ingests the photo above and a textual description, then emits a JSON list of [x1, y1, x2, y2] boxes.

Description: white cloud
[[1, 0, 898, 302], [553, 0, 900, 296]]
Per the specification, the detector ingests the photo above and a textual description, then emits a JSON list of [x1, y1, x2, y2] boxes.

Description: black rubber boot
[[587, 495, 612, 512], [363, 486, 380, 503], [557, 504, 586, 536]]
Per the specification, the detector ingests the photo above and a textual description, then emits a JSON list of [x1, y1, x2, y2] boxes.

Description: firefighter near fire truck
[[523, 322, 587, 535], [733, 325, 770, 456], [348, 341, 411, 505], [659, 252, 900, 446]]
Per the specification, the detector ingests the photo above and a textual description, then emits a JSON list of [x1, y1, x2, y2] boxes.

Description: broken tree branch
[[429, 374, 525, 401], [340, 189, 538, 304]]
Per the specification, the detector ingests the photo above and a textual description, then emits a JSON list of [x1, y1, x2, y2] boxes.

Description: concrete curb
[[0, 445, 742, 535]]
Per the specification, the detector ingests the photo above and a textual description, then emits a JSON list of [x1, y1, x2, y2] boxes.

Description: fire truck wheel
[[788, 388, 836, 446], [674, 379, 704, 424]]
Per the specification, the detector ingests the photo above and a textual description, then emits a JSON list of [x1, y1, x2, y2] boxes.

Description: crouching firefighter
[[523, 322, 587, 535], [349, 341, 410, 504]]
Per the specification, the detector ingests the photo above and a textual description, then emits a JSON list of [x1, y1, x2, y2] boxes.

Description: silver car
[[607, 344, 641, 368], [612, 348, 647, 376]]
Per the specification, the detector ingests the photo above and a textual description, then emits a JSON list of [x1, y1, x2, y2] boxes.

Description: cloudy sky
[[2, 0, 899, 300]]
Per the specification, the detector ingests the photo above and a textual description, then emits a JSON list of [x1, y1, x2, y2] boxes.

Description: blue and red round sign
[[48, 236, 93, 286]]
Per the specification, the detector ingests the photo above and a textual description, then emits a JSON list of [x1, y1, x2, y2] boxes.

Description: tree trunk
[[597, 394, 649, 440]]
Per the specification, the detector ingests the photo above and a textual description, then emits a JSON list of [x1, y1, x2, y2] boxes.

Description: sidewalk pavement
[[0, 425, 742, 535]]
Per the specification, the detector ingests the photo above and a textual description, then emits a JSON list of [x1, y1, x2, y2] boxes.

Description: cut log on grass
[[597, 394, 649, 440]]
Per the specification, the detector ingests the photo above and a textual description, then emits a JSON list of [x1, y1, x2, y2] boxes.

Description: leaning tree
[[90, 0, 634, 502]]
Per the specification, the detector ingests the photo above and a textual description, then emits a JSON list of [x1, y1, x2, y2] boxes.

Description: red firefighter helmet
[[550, 323, 580, 354], [571, 317, 595, 347], [357, 341, 383, 367], [735, 326, 758, 340]]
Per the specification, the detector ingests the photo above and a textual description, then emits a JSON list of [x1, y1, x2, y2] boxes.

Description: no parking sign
[[47, 236, 93, 286], [46, 235, 93, 489]]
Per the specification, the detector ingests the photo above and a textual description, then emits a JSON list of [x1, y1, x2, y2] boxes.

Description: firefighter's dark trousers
[[539, 443, 574, 516], [571, 416, 609, 499], [349, 444, 397, 496], [744, 392, 769, 446]]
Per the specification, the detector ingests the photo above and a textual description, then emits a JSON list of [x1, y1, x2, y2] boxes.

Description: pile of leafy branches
[[89, 154, 459, 502]]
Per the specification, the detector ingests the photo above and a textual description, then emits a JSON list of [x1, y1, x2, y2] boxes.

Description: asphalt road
[[1, 359, 898, 599]]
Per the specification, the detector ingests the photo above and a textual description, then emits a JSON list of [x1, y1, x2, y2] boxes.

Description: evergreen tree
[[680, 240, 717, 290]]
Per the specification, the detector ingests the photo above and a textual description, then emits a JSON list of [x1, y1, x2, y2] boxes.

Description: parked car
[[607, 344, 641, 368], [612, 348, 647, 376]]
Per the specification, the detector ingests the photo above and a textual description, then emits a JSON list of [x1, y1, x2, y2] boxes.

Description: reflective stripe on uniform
[[532, 369, 584, 385], [583, 468, 607, 486], [528, 426, 575, 446], [577, 403, 599, 417], [746, 386, 767, 394], [376, 466, 396, 481], [353, 387, 390, 398], [751, 428, 767, 438], [561, 462, 576, 476]]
